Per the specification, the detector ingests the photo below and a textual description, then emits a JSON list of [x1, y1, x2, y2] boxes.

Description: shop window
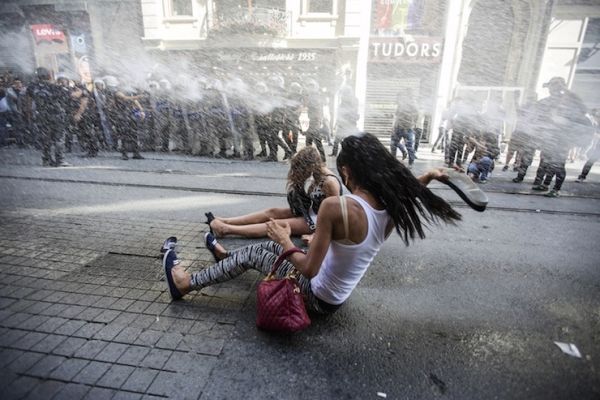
[[302, 0, 336, 15], [168, 0, 193, 16], [254, 0, 286, 10]]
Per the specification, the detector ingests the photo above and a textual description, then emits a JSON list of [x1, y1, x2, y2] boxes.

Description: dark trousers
[[447, 131, 465, 167], [514, 145, 536, 180], [173, 117, 189, 152], [391, 128, 415, 164], [117, 118, 141, 155], [64, 120, 77, 152], [414, 128, 422, 152], [305, 129, 326, 161], [39, 117, 65, 164], [331, 122, 357, 156], [579, 142, 599, 179], [580, 158, 597, 179], [432, 127, 447, 151], [79, 118, 100, 156], [534, 149, 568, 190], [7, 112, 27, 146], [215, 120, 231, 156], [255, 123, 269, 156], [155, 111, 171, 151], [283, 127, 298, 154]]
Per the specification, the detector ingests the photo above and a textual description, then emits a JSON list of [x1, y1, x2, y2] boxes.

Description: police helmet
[[36, 67, 51, 81]]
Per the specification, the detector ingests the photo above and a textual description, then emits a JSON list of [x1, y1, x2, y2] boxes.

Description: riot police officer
[[26, 67, 70, 167]]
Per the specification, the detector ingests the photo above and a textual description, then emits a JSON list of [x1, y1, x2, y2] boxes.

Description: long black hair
[[336, 132, 461, 245]]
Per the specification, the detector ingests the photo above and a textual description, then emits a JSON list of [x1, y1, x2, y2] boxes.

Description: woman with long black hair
[[163, 132, 461, 314]]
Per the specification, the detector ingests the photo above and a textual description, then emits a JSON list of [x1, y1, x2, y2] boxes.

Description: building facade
[[537, 0, 600, 109], [431, 0, 599, 143], [2, 0, 598, 141], [363, 0, 447, 137]]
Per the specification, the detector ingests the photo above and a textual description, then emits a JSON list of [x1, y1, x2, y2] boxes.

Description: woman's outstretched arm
[[417, 168, 450, 186]]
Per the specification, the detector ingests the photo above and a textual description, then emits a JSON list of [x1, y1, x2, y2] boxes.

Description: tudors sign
[[31, 24, 66, 44], [369, 36, 443, 63]]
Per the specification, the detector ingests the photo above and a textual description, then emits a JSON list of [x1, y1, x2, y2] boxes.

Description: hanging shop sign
[[70, 33, 88, 54], [369, 36, 442, 63], [31, 24, 66, 44]]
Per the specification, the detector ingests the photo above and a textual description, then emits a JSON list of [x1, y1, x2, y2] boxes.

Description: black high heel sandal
[[441, 168, 488, 212]]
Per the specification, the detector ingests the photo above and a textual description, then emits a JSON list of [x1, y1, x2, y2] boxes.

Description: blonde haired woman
[[206, 147, 342, 239]]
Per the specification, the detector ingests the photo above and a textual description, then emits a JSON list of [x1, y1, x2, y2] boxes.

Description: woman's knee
[[264, 208, 292, 219]]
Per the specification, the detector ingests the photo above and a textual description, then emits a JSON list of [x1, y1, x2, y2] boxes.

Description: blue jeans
[[468, 156, 493, 180], [391, 128, 415, 164]]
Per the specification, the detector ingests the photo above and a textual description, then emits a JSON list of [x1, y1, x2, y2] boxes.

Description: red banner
[[31, 24, 66, 44]]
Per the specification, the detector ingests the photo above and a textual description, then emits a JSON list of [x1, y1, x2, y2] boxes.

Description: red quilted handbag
[[256, 248, 311, 333]]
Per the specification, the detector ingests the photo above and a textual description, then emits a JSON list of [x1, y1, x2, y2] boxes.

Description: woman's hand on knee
[[266, 219, 291, 243]]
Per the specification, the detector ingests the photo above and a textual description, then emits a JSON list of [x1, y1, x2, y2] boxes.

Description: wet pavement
[[0, 143, 599, 399]]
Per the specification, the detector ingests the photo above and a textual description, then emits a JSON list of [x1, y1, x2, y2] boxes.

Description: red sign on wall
[[31, 24, 66, 44]]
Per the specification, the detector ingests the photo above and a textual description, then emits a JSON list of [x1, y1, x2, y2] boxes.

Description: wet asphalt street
[[0, 145, 598, 400]]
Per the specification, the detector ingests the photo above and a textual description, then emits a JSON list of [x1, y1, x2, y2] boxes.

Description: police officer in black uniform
[[252, 81, 271, 159], [227, 78, 255, 160], [204, 79, 232, 158], [266, 75, 292, 161], [26, 68, 70, 167], [68, 80, 96, 157], [283, 81, 303, 154], [56, 74, 77, 153], [302, 79, 326, 162], [104, 76, 145, 160], [532, 77, 591, 197]]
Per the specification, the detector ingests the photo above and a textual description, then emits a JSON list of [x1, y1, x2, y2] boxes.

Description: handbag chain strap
[[270, 247, 306, 275]]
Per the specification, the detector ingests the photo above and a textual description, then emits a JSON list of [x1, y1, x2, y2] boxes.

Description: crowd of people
[[1, 68, 597, 192], [0, 67, 360, 166], [431, 77, 597, 194]]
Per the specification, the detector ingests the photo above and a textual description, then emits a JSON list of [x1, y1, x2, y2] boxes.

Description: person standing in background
[[532, 77, 591, 197], [330, 81, 359, 157], [575, 108, 600, 183], [303, 79, 326, 162], [283, 81, 303, 154], [104, 76, 145, 160], [390, 90, 418, 167], [6, 77, 27, 147], [26, 67, 70, 167]]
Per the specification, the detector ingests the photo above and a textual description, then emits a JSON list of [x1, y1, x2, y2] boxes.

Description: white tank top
[[311, 194, 391, 305]]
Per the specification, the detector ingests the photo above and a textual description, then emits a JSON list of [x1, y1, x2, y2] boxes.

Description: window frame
[[163, 0, 195, 20], [300, 0, 338, 20]]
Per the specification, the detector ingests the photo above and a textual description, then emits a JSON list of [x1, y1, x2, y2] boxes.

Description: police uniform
[[26, 79, 67, 166]]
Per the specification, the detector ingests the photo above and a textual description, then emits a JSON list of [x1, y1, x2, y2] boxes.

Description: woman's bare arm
[[266, 198, 339, 278], [417, 168, 449, 186], [322, 175, 342, 197]]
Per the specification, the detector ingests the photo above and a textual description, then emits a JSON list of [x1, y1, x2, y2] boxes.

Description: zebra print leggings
[[190, 241, 328, 314]]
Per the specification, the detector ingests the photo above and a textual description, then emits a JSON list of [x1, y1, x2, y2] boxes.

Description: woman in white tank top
[[165, 133, 462, 315]]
